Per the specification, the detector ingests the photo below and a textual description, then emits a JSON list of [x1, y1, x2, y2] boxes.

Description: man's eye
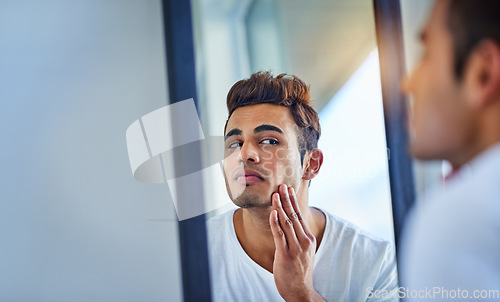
[[227, 142, 242, 149], [261, 139, 278, 145]]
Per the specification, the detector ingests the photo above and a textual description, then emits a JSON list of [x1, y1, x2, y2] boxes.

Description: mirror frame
[[162, 0, 416, 300]]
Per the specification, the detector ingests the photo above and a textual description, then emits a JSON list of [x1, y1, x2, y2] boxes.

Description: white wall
[[0, 1, 183, 301]]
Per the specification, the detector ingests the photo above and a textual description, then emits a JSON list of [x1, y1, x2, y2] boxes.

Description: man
[[207, 72, 398, 301], [401, 0, 500, 300]]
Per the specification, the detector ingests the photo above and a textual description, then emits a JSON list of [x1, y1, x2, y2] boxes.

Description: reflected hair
[[447, 0, 500, 79], [226, 71, 321, 163]]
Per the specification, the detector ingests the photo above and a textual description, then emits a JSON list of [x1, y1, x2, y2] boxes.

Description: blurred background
[[0, 0, 438, 301]]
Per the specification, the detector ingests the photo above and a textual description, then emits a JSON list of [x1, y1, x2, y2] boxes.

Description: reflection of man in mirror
[[207, 71, 398, 301], [401, 0, 500, 297]]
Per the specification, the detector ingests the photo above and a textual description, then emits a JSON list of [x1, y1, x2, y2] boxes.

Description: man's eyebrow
[[224, 128, 242, 141], [254, 124, 283, 134]]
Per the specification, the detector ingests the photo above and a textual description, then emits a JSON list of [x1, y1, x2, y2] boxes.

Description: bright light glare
[[310, 49, 395, 242]]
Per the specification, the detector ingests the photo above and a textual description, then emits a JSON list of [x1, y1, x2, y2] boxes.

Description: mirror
[[192, 0, 398, 300]]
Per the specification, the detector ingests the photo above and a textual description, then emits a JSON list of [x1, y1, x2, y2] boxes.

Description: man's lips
[[234, 169, 265, 184]]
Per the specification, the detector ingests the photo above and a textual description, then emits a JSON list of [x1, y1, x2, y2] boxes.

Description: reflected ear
[[464, 40, 500, 108], [302, 149, 323, 180]]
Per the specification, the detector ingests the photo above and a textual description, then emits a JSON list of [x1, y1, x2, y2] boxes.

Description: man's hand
[[269, 184, 325, 302]]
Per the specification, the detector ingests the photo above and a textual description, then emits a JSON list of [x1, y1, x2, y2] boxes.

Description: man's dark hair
[[225, 71, 321, 164], [447, 0, 500, 79]]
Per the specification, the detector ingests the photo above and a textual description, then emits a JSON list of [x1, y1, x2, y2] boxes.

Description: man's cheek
[[222, 160, 231, 181], [283, 164, 299, 179], [275, 147, 288, 161], [286, 150, 300, 162], [262, 146, 274, 161], [262, 161, 274, 179]]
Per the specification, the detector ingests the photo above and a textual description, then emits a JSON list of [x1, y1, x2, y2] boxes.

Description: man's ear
[[302, 149, 323, 180], [464, 40, 500, 108]]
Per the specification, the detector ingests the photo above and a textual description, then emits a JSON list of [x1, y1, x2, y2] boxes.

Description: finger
[[269, 209, 287, 254], [273, 193, 300, 248], [279, 184, 295, 217], [286, 186, 310, 242], [288, 186, 314, 238], [279, 185, 304, 230]]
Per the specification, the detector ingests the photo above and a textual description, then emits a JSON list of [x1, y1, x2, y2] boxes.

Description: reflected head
[[225, 71, 321, 163], [446, 0, 500, 79]]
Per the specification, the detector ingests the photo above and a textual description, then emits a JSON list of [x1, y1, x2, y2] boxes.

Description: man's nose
[[239, 142, 260, 163]]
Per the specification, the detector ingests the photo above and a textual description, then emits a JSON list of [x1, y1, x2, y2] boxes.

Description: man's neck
[[448, 132, 500, 168], [233, 205, 326, 273], [449, 105, 500, 167]]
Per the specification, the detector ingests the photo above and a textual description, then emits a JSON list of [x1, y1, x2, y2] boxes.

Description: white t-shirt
[[207, 208, 398, 301], [400, 143, 500, 301]]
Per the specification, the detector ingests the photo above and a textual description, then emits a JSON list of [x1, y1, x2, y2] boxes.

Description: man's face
[[403, 0, 475, 162], [223, 104, 304, 208]]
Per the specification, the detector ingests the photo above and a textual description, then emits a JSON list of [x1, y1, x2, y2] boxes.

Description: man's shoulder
[[206, 209, 236, 246], [400, 148, 500, 291], [322, 209, 392, 249], [315, 209, 398, 298], [207, 209, 234, 226], [412, 146, 500, 230], [318, 209, 395, 270]]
